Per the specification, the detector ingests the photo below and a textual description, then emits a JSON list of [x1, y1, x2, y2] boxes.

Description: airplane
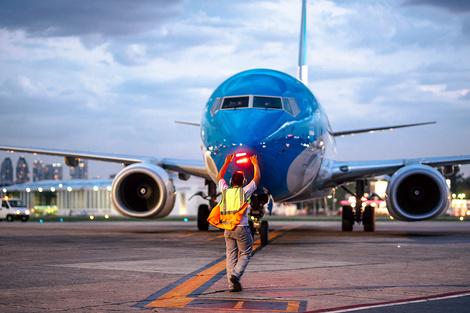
[[2, 0, 470, 245]]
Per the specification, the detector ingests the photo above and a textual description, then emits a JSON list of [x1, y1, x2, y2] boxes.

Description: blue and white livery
[[1, 0, 470, 239], [201, 69, 334, 203]]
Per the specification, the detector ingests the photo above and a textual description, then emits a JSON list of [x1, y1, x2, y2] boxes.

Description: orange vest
[[207, 187, 249, 230]]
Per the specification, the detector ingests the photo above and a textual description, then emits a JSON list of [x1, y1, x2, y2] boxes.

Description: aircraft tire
[[363, 205, 375, 232], [342, 206, 354, 231], [248, 220, 255, 238], [260, 220, 269, 246], [197, 204, 210, 231]]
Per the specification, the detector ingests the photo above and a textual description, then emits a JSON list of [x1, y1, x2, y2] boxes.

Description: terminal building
[[0, 177, 208, 218], [1, 154, 468, 219]]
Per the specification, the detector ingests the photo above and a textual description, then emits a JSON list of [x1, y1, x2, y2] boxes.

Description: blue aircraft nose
[[214, 109, 286, 149]]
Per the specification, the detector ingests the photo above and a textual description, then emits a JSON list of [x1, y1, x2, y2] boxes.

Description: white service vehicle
[[0, 197, 30, 222]]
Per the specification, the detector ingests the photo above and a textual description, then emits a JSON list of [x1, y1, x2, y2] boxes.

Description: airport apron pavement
[[0, 220, 469, 312]]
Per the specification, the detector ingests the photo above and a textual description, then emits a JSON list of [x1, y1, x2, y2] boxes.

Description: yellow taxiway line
[[143, 224, 303, 311]]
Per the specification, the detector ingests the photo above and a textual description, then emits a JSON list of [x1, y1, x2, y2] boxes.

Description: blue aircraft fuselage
[[201, 69, 336, 202]]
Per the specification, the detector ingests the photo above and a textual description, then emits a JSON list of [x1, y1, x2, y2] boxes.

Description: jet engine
[[386, 164, 450, 221], [111, 163, 176, 219]]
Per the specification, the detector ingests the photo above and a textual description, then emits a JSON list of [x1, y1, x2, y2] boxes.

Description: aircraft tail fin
[[297, 0, 308, 85]]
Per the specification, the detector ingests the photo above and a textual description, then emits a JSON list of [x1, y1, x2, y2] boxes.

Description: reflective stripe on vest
[[221, 187, 245, 215], [219, 187, 248, 227]]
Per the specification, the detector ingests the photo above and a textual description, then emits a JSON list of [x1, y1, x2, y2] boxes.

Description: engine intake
[[111, 163, 175, 218], [386, 164, 450, 221]]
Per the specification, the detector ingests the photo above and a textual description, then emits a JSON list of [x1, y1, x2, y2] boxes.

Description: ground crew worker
[[217, 154, 260, 292]]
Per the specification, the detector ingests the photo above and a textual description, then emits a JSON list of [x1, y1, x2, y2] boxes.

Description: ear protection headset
[[230, 171, 247, 186]]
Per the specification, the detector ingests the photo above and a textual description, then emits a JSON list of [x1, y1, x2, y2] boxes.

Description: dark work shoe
[[229, 275, 242, 292]]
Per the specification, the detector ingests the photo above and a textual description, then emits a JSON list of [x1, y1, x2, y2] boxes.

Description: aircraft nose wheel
[[249, 219, 269, 246], [260, 220, 269, 245], [248, 194, 270, 245]]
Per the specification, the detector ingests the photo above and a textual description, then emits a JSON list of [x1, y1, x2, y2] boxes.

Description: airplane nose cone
[[215, 110, 283, 148]]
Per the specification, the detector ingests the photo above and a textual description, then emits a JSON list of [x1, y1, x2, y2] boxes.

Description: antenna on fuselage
[[297, 0, 308, 85]]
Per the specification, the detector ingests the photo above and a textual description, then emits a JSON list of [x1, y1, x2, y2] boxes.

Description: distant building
[[1, 157, 14, 186], [33, 159, 46, 181], [16, 156, 30, 184], [45, 163, 63, 180], [33, 159, 63, 181], [70, 159, 88, 179]]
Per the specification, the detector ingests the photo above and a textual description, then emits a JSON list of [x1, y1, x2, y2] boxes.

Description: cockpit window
[[214, 95, 301, 117], [210, 98, 222, 116], [284, 98, 300, 117], [253, 96, 282, 109], [222, 96, 249, 109], [282, 98, 293, 115]]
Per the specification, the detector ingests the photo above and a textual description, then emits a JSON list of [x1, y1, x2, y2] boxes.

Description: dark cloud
[[1, 0, 470, 178], [0, 0, 248, 67], [329, 1, 468, 54], [0, 0, 184, 38], [403, 0, 470, 13]]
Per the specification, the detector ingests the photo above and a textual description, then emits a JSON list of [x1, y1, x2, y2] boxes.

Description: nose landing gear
[[248, 194, 269, 245]]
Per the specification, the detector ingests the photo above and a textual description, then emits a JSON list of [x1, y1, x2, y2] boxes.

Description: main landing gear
[[341, 180, 376, 232], [195, 180, 219, 231]]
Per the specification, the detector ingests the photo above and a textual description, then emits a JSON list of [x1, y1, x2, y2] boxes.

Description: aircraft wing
[[161, 158, 211, 180], [331, 121, 436, 137], [330, 155, 470, 185], [0, 144, 210, 180]]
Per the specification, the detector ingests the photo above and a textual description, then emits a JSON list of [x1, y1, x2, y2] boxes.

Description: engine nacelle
[[111, 163, 176, 219], [386, 164, 450, 221], [64, 156, 80, 167]]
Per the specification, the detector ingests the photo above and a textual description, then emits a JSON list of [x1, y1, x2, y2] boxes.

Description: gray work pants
[[224, 226, 253, 287]]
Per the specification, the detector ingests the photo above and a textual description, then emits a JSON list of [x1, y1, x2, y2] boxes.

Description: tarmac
[[1, 218, 470, 312]]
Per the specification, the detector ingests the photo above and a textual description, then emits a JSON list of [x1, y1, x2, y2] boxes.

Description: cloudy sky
[[0, 0, 469, 179]]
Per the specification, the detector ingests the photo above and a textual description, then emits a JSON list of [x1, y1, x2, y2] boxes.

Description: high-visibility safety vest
[[207, 187, 249, 230]]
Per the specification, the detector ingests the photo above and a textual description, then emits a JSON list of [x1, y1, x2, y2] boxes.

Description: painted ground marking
[[135, 224, 307, 312]]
